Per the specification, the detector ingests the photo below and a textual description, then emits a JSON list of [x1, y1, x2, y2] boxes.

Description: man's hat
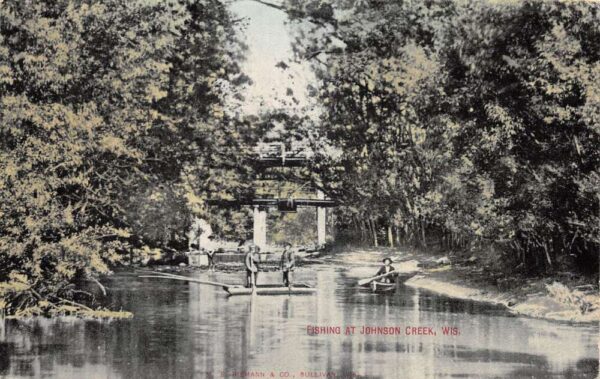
[[382, 257, 393, 264]]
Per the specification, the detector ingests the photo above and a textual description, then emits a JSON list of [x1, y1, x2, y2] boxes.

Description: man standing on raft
[[245, 245, 260, 288], [280, 243, 296, 287]]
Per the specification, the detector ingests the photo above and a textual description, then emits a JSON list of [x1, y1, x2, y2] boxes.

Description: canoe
[[369, 281, 396, 293], [224, 283, 317, 296], [359, 272, 417, 289]]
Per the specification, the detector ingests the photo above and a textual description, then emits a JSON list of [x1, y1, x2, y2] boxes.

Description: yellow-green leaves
[[290, 0, 599, 270], [0, 0, 247, 317]]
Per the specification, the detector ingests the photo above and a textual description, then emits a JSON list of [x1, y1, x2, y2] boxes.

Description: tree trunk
[[395, 226, 401, 246], [360, 218, 368, 245], [543, 243, 553, 271], [370, 218, 379, 247], [420, 219, 427, 248], [354, 215, 365, 243], [387, 225, 394, 248]]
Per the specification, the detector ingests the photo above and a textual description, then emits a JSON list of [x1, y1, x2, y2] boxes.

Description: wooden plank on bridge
[[206, 198, 337, 208]]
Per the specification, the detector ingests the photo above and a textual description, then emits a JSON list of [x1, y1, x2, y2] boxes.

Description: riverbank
[[130, 244, 599, 324], [405, 272, 600, 324], [316, 246, 600, 324]]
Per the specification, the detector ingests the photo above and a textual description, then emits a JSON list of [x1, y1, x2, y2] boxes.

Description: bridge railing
[[254, 142, 312, 165]]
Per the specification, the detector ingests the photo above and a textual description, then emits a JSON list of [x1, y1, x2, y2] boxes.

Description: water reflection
[[0, 267, 597, 378]]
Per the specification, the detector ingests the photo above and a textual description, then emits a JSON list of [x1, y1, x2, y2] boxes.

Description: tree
[[0, 0, 253, 316], [283, 0, 599, 274]]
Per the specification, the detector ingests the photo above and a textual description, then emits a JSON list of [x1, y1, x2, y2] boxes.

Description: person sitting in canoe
[[245, 245, 260, 288], [375, 258, 396, 283], [280, 243, 296, 287]]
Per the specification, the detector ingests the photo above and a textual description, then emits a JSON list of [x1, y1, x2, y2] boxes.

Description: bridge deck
[[206, 198, 336, 207]]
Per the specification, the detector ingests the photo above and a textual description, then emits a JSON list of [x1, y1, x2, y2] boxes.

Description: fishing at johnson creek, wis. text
[[306, 325, 460, 336]]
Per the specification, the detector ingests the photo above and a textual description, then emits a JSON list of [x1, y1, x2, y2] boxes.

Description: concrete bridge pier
[[253, 205, 268, 249], [317, 190, 326, 246]]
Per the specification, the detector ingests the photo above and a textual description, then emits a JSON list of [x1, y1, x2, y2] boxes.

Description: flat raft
[[225, 283, 317, 296]]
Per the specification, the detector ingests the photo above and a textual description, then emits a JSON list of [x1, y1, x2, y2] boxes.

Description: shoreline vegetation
[[405, 275, 599, 324], [404, 264, 600, 324], [322, 245, 600, 324], [1, 0, 598, 320], [1, 244, 597, 323]]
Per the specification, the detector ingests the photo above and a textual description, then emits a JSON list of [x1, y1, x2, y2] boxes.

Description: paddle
[[136, 270, 208, 283], [137, 270, 225, 283], [136, 269, 190, 279], [357, 270, 398, 286], [138, 274, 242, 289]]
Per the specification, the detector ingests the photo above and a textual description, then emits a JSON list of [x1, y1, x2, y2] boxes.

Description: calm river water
[[0, 266, 598, 379]]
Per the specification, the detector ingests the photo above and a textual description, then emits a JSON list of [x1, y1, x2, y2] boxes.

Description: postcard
[[0, 0, 598, 378]]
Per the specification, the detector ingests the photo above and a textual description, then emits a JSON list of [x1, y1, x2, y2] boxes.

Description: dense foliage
[[0, 0, 255, 316], [283, 0, 599, 275], [0, 0, 598, 317]]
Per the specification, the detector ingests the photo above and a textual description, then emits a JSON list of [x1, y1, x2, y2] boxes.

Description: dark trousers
[[246, 270, 258, 287], [283, 271, 292, 286]]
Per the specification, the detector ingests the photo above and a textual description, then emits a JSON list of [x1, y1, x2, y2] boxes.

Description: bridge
[[207, 142, 336, 249]]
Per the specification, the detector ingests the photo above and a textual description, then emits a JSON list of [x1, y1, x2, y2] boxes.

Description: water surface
[[1, 266, 597, 378]]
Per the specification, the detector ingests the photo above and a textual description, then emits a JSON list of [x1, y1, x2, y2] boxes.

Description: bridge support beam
[[317, 190, 327, 247], [253, 205, 267, 249]]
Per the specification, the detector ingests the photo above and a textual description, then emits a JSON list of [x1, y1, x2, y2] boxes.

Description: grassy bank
[[320, 244, 599, 324]]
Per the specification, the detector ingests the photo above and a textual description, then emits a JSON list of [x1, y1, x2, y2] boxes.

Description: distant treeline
[[284, 0, 599, 275]]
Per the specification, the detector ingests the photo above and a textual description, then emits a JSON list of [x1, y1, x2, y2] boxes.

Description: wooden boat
[[359, 272, 417, 292], [225, 283, 317, 296], [369, 280, 396, 293]]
